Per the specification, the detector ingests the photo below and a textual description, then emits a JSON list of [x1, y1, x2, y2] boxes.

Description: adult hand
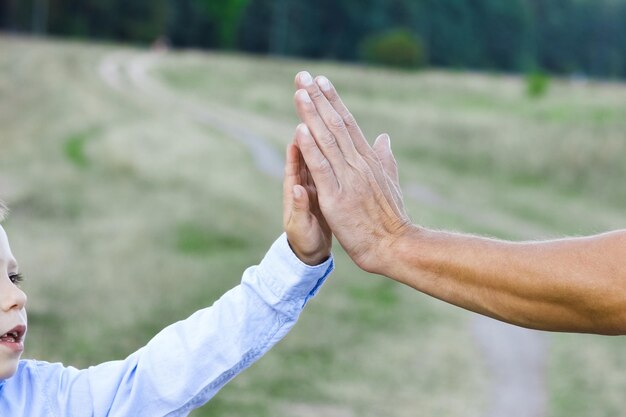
[[290, 71, 626, 336], [283, 136, 332, 265], [292, 71, 412, 275]]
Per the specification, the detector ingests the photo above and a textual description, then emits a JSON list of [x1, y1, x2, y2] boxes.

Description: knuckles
[[342, 112, 357, 128], [319, 131, 338, 147], [308, 87, 324, 101], [328, 113, 345, 129], [314, 157, 333, 175]]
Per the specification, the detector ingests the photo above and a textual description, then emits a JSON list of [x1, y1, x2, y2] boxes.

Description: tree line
[[2, 0, 626, 79]]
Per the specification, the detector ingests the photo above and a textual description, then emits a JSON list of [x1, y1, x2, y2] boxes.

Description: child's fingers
[[295, 123, 339, 194], [293, 143, 320, 208], [296, 143, 310, 188], [291, 184, 311, 216], [283, 142, 301, 225], [288, 184, 316, 255]]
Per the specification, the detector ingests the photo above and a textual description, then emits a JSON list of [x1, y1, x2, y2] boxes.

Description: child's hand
[[283, 126, 332, 265]]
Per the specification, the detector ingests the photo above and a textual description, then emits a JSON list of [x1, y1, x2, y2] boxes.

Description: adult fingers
[[314, 75, 376, 160], [294, 89, 355, 171], [295, 71, 359, 161], [308, 75, 400, 212], [294, 123, 339, 195]]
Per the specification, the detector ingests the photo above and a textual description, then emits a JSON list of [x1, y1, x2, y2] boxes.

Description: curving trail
[[97, 50, 547, 417], [407, 183, 548, 417], [472, 316, 547, 417], [99, 51, 283, 179]]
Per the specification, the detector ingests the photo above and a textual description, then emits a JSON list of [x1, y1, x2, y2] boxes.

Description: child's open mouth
[[0, 325, 25, 353]]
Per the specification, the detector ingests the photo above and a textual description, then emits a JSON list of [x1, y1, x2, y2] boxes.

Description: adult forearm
[[384, 227, 626, 335]]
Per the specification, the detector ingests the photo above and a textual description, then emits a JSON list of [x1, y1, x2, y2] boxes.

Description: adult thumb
[[373, 133, 399, 185]]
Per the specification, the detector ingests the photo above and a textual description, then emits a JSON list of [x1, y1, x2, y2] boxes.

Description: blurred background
[[1, 1, 625, 417], [4, 0, 626, 78]]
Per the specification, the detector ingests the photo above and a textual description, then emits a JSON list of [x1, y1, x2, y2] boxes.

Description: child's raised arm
[[0, 134, 334, 416], [9, 235, 333, 416]]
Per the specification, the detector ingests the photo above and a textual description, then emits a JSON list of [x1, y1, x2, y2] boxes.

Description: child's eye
[[9, 273, 24, 285]]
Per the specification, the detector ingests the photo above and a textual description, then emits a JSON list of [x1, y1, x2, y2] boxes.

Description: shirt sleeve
[[36, 233, 334, 417]]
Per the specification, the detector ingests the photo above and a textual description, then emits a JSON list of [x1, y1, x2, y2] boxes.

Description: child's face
[[0, 225, 27, 379]]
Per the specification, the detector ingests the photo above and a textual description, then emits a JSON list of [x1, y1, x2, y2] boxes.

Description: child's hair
[[0, 201, 7, 222]]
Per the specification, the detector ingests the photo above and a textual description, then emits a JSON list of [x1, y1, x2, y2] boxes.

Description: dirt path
[[99, 52, 283, 179], [472, 316, 547, 417], [97, 51, 548, 417], [403, 173, 550, 417]]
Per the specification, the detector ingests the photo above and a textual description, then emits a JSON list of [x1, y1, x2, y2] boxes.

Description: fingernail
[[296, 90, 311, 104], [299, 71, 313, 86], [293, 186, 302, 199], [316, 76, 331, 91], [382, 133, 391, 149], [297, 123, 310, 135]]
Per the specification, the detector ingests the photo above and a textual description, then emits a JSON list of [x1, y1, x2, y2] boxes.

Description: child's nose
[[0, 277, 27, 312]]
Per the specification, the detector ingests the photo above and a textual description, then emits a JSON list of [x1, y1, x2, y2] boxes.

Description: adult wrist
[[377, 223, 425, 279]]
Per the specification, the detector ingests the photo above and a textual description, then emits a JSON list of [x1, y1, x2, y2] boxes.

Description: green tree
[[3, 0, 626, 80], [470, 0, 532, 70], [360, 28, 426, 69], [194, 0, 250, 48]]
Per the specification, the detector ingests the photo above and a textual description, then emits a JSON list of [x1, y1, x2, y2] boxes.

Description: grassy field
[[1, 35, 625, 417]]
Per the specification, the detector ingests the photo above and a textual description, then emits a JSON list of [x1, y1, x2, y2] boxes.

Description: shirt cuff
[[253, 233, 334, 304]]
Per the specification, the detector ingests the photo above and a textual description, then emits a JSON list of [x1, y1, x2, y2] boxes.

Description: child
[[0, 142, 333, 416]]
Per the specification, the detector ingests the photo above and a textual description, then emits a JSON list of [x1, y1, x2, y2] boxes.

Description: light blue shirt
[[0, 234, 333, 416]]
